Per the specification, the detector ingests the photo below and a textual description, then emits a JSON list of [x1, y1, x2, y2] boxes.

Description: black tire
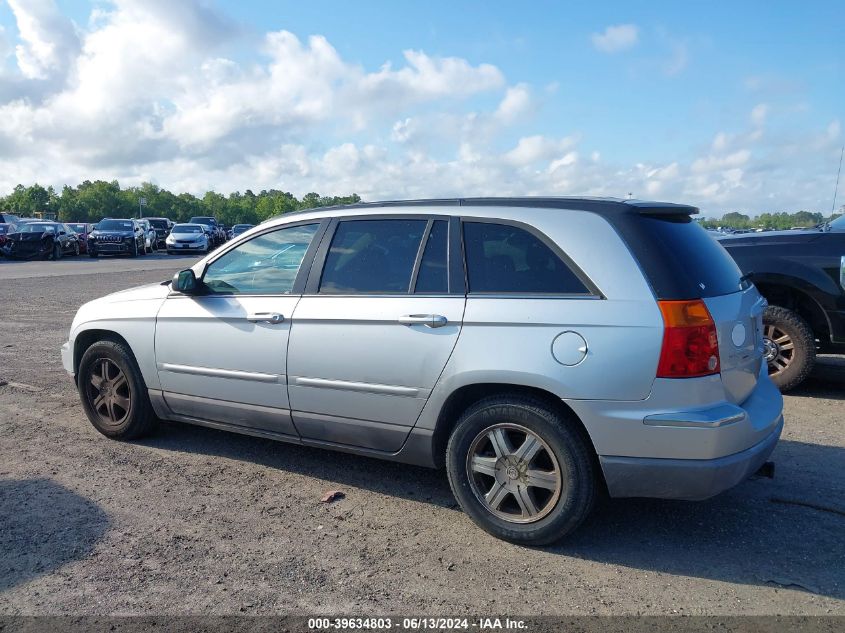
[[129, 240, 139, 257], [73, 242, 80, 256], [446, 395, 596, 545], [763, 305, 815, 391], [53, 243, 62, 260], [78, 339, 158, 440]]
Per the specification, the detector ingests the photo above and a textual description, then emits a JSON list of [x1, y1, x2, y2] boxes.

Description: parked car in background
[[137, 219, 158, 254], [146, 217, 172, 250], [0, 222, 18, 255], [87, 218, 147, 258], [63, 197, 783, 545], [189, 216, 225, 247], [718, 216, 845, 390], [67, 222, 93, 254], [2, 221, 80, 260], [165, 223, 210, 254], [231, 223, 255, 238], [0, 213, 21, 224]]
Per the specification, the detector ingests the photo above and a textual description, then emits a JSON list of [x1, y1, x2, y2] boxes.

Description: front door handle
[[246, 312, 284, 324], [398, 314, 448, 328]]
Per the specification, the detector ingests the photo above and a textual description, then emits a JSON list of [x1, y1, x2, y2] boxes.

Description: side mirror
[[172, 269, 199, 294]]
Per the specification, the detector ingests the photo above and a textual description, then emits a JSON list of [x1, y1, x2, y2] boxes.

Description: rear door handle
[[398, 314, 448, 328], [246, 312, 284, 324]]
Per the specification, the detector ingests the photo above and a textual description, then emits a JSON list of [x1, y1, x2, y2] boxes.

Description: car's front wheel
[[78, 339, 158, 440], [763, 305, 815, 391], [446, 395, 596, 545]]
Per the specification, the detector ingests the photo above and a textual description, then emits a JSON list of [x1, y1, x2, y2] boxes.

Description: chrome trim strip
[[158, 363, 283, 383], [643, 408, 747, 428], [292, 376, 420, 397]]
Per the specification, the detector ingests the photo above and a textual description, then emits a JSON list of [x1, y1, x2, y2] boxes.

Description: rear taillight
[[656, 300, 720, 378]]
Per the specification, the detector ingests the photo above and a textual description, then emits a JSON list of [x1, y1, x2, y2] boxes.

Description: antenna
[[833, 145, 844, 214]]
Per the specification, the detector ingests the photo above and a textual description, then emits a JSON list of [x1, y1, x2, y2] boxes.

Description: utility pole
[[832, 145, 844, 215]]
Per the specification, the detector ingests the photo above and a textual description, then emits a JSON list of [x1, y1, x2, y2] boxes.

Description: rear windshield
[[148, 219, 169, 229], [97, 220, 133, 231], [616, 215, 744, 299], [173, 224, 203, 233]]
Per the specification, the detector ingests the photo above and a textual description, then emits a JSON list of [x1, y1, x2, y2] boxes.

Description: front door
[[287, 217, 465, 452], [154, 221, 323, 436]]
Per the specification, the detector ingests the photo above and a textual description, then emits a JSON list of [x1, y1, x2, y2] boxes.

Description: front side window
[[462, 222, 589, 294], [320, 219, 427, 294], [202, 223, 319, 295]]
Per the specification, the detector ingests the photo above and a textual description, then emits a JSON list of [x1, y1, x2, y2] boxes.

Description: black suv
[[88, 219, 147, 258], [146, 217, 172, 249], [718, 218, 845, 390]]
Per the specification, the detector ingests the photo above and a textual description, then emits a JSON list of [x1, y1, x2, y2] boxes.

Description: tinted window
[[320, 219, 426, 294], [462, 222, 589, 294], [173, 224, 203, 233], [97, 220, 133, 231], [414, 220, 448, 293], [203, 224, 318, 295]]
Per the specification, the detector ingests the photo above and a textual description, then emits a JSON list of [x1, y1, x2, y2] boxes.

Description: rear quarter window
[[630, 216, 743, 299]]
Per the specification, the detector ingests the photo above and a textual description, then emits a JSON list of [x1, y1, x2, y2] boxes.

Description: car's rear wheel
[[446, 395, 596, 545], [763, 305, 815, 391], [51, 242, 62, 260], [73, 242, 80, 256], [78, 340, 158, 440]]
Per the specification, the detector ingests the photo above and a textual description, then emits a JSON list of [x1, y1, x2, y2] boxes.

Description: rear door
[[286, 216, 465, 452]]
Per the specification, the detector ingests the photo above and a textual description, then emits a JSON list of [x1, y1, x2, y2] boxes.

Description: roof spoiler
[[624, 200, 699, 216]]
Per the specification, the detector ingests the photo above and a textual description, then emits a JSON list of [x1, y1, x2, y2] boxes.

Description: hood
[[7, 231, 53, 242], [70, 282, 172, 338], [91, 229, 134, 237], [717, 229, 825, 246]]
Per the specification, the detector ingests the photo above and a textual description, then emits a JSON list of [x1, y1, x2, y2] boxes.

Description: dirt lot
[[0, 256, 843, 615]]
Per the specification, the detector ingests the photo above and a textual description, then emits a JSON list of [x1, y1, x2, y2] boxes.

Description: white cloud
[[6, 0, 80, 80], [505, 135, 576, 166], [591, 24, 639, 53], [751, 103, 769, 126], [495, 84, 532, 123]]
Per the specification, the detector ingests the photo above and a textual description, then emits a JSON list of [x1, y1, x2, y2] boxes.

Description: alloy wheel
[[763, 324, 795, 375], [466, 423, 562, 524], [86, 358, 132, 426]]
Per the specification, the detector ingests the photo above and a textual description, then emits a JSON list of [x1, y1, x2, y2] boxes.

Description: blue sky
[[0, 1, 842, 215]]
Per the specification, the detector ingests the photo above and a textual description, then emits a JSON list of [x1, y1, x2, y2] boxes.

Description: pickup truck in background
[[718, 216, 845, 391]]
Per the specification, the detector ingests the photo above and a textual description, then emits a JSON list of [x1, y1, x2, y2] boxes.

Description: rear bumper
[[600, 416, 782, 500]]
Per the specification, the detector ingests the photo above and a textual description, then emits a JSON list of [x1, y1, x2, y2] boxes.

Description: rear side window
[[462, 222, 589, 294], [320, 219, 427, 294], [634, 216, 743, 298]]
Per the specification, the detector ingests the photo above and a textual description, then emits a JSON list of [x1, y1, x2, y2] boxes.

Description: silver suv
[[61, 198, 783, 544]]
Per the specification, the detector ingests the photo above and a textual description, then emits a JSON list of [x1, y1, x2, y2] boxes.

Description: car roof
[[262, 196, 698, 227]]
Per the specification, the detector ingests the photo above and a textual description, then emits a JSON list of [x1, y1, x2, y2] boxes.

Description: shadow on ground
[[789, 357, 845, 401], [0, 478, 110, 592], [143, 416, 845, 600]]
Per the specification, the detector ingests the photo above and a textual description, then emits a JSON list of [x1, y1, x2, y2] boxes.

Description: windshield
[[190, 217, 214, 225], [830, 215, 845, 231], [97, 219, 134, 231], [173, 224, 203, 233], [148, 219, 168, 229], [68, 224, 87, 233], [20, 223, 58, 233]]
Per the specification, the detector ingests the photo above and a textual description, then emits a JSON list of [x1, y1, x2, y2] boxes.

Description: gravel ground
[[0, 257, 843, 615]]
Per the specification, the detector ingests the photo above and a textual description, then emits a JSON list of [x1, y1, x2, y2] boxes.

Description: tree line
[[3, 181, 841, 229], [0, 181, 362, 225], [699, 209, 842, 230]]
